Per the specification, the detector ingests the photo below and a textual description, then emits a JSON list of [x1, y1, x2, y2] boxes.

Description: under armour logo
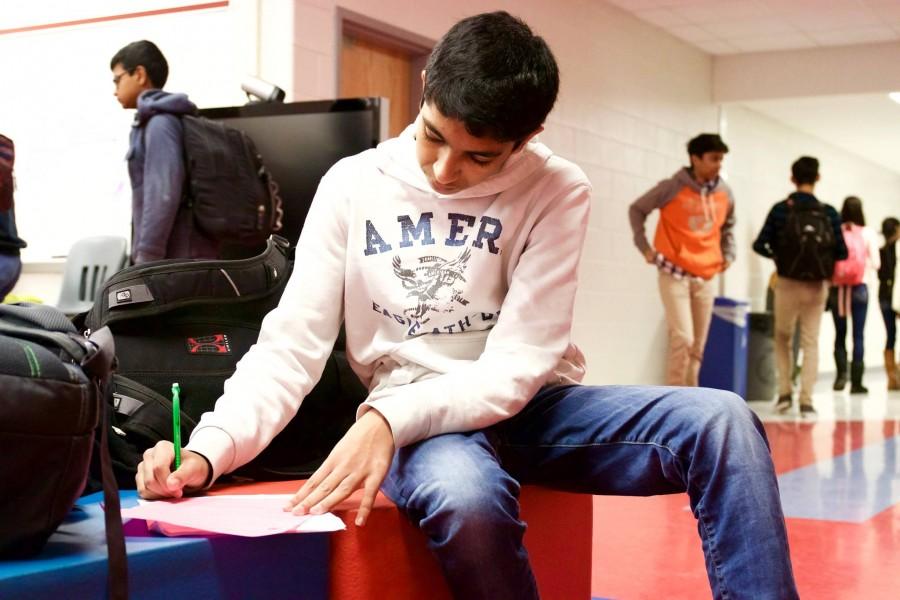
[[185, 334, 231, 355]]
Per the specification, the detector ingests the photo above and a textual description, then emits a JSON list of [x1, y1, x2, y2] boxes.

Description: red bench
[[212, 481, 592, 599]]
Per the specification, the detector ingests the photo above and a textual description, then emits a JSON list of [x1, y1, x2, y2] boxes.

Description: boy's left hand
[[284, 409, 394, 526]]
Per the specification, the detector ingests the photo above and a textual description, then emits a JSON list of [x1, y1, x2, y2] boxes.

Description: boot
[[885, 350, 900, 391], [850, 361, 868, 394], [833, 351, 848, 391]]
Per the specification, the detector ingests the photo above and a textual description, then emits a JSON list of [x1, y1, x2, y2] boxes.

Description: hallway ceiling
[[608, 0, 900, 175], [606, 0, 900, 54]]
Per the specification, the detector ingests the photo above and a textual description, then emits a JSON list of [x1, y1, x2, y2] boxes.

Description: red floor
[[591, 419, 900, 599]]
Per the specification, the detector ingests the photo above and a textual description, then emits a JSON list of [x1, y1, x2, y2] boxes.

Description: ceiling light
[[890, 92, 900, 105]]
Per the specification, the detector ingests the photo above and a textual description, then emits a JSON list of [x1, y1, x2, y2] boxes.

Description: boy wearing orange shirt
[[629, 134, 734, 386]]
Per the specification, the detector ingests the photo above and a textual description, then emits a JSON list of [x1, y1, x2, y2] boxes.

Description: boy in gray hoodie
[[111, 40, 218, 264]]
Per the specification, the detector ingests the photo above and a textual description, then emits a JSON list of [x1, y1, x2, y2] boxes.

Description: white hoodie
[[186, 124, 593, 480]]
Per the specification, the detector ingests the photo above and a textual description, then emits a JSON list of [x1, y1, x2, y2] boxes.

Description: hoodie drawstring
[[701, 182, 716, 225]]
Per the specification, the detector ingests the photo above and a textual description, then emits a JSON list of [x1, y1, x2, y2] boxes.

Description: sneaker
[[775, 394, 792, 414], [800, 404, 817, 417]]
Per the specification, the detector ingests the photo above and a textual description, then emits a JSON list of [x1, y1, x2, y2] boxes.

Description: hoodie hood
[[674, 166, 726, 194], [375, 121, 554, 199], [135, 89, 196, 126]]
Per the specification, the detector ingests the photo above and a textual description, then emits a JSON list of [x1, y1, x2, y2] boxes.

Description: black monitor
[[200, 98, 387, 245]]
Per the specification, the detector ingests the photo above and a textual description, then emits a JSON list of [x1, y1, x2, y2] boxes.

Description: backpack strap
[[87, 326, 129, 600], [100, 398, 128, 600], [0, 321, 88, 363], [261, 167, 284, 233], [0, 302, 78, 332]]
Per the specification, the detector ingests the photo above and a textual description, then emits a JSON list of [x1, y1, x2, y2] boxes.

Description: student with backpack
[[753, 156, 847, 415], [135, 13, 798, 599], [829, 196, 881, 394], [110, 40, 219, 264], [0, 134, 27, 300], [878, 217, 900, 390]]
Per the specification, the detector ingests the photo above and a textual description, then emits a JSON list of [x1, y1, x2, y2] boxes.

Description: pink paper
[[121, 494, 345, 537]]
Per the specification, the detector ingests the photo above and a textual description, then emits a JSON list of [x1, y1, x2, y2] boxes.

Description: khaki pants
[[658, 272, 716, 386], [773, 277, 829, 405]]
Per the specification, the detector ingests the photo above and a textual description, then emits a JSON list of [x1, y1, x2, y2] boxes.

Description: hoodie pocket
[[394, 328, 491, 373]]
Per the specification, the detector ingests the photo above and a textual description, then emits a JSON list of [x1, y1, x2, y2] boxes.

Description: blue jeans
[[382, 385, 798, 600], [0, 253, 21, 300], [831, 284, 868, 362], [881, 297, 896, 351]]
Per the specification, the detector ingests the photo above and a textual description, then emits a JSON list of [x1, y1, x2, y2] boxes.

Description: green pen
[[172, 383, 182, 470]]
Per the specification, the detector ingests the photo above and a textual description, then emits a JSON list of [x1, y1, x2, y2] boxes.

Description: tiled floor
[[590, 368, 900, 599]]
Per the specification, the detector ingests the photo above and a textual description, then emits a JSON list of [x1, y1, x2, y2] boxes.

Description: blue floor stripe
[[778, 434, 900, 522]]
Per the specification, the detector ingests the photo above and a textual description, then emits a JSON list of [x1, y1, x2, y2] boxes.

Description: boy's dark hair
[[882, 217, 900, 240], [791, 156, 819, 186], [110, 40, 169, 89], [687, 133, 728, 157], [422, 11, 559, 142], [840, 196, 866, 227]]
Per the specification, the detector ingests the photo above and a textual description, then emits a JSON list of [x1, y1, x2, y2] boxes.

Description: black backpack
[[82, 236, 365, 487], [181, 114, 284, 247], [776, 198, 836, 281], [0, 304, 127, 598]]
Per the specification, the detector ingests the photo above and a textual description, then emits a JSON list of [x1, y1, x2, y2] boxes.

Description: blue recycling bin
[[699, 297, 749, 398]]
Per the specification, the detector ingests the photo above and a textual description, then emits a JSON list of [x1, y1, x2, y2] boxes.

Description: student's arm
[[865, 227, 881, 272], [177, 166, 350, 480], [133, 116, 184, 263], [131, 158, 344, 499], [628, 179, 672, 262], [720, 189, 736, 268], [894, 276, 900, 314], [752, 205, 778, 258]]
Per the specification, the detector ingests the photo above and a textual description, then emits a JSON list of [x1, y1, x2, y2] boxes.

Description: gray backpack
[[0, 304, 126, 598]]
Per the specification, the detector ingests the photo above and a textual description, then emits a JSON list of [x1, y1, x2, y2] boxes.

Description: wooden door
[[340, 34, 413, 138]]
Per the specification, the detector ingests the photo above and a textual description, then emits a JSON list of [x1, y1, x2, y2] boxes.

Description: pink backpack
[[832, 223, 866, 286]]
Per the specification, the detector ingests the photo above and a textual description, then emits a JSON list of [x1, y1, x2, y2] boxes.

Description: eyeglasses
[[112, 70, 133, 87]]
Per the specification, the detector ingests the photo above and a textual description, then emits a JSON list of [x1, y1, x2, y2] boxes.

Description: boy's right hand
[[643, 248, 657, 264], [135, 441, 210, 499]]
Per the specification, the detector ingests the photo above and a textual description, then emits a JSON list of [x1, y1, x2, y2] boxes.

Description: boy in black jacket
[[753, 156, 846, 415]]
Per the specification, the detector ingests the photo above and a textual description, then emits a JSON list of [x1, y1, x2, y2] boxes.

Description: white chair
[[55, 236, 129, 315]]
